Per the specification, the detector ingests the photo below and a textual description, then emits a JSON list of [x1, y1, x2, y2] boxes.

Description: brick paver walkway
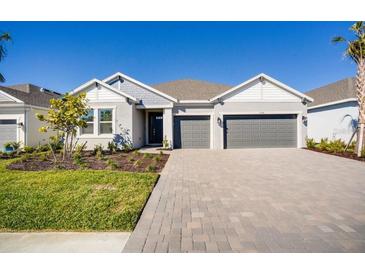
[[123, 149, 365, 252]]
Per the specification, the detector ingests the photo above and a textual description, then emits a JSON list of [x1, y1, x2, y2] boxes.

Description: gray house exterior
[[306, 78, 358, 143], [0, 84, 61, 149], [72, 72, 313, 150]]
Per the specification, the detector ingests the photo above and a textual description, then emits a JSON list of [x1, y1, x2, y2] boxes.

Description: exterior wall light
[[217, 117, 222, 127]]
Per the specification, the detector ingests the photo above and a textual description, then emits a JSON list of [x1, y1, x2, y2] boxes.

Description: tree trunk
[[356, 58, 365, 157]]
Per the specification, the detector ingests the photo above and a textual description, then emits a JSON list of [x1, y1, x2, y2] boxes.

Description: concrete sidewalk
[[0, 232, 130, 253]]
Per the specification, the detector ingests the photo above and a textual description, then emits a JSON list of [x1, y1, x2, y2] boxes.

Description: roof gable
[[210, 73, 313, 103], [103, 72, 177, 102], [71, 79, 137, 102]]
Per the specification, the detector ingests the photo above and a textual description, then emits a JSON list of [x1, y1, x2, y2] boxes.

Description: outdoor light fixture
[[217, 117, 222, 126], [302, 116, 308, 123]]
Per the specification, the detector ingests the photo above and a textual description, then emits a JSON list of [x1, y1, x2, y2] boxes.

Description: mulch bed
[[7, 151, 169, 173], [305, 148, 365, 162]]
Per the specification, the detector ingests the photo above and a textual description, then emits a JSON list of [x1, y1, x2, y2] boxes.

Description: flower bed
[[7, 150, 169, 173]]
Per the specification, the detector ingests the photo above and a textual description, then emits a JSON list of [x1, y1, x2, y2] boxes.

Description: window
[[81, 109, 94, 135], [0, 119, 17, 125], [99, 109, 113, 134]]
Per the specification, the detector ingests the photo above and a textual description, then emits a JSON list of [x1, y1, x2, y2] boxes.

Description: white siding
[[308, 101, 358, 143], [0, 92, 16, 102], [224, 79, 300, 102], [85, 85, 127, 103]]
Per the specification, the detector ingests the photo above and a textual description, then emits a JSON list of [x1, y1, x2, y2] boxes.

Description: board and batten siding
[[224, 79, 300, 102], [84, 85, 128, 103], [109, 78, 171, 106]]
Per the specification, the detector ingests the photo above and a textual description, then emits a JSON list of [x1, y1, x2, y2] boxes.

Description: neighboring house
[[0, 84, 61, 149], [307, 78, 358, 143], [72, 72, 313, 150]]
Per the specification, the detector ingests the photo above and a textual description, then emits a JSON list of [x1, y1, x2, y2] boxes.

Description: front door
[[148, 112, 163, 144]]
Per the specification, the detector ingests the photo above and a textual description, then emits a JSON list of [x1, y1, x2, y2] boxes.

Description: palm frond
[[0, 32, 11, 42], [0, 45, 6, 62], [350, 21, 364, 32], [332, 36, 346, 43], [0, 73, 5, 83]]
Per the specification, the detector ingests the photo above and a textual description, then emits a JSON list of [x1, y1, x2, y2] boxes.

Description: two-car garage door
[[224, 114, 297, 148]]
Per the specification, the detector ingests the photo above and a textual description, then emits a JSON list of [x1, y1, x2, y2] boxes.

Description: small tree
[[36, 93, 89, 161], [332, 21, 365, 157]]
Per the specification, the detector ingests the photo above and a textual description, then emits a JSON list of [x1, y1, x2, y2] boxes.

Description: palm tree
[[333, 22, 365, 157], [0, 32, 12, 82]]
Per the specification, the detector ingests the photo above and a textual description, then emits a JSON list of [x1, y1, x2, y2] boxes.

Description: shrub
[[106, 159, 118, 170], [128, 156, 135, 163], [145, 164, 156, 172], [39, 153, 48, 162], [306, 138, 316, 149], [72, 152, 83, 165], [23, 146, 35, 154], [107, 141, 117, 154], [74, 143, 86, 154], [327, 139, 346, 153], [143, 153, 153, 159], [19, 154, 30, 163], [159, 150, 164, 156], [49, 135, 64, 151], [134, 159, 142, 167], [36, 144, 50, 152], [4, 141, 22, 154], [93, 144, 104, 156], [155, 155, 162, 162], [317, 138, 330, 151]]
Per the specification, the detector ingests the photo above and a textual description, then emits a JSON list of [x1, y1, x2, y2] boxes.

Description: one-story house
[[72, 72, 313, 150], [306, 78, 358, 143], [0, 84, 61, 149]]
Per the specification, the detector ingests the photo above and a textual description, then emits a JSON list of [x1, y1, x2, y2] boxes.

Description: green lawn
[[0, 159, 158, 231]]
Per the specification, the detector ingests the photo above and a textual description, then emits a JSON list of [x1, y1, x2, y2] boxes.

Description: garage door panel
[[174, 116, 210, 149], [0, 119, 17, 149], [224, 115, 297, 148]]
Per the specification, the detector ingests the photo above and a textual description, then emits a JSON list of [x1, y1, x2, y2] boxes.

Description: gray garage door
[[224, 114, 297, 149], [174, 116, 210, 148], [0, 119, 17, 150]]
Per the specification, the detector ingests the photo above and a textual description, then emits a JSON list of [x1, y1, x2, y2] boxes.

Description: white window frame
[[98, 108, 114, 135], [80, 108, 95, 135], [78, 106, 116, 138]]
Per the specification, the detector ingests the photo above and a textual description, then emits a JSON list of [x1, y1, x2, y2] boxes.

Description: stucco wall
[[26, 107, 55, 146], [132, 106, 145, 148], [77, 101, 134, 150], [307, 101, 358, 143]]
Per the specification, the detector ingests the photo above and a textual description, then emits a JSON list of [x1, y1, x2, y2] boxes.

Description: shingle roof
[[152, 79, 231, 100], [0, 84, 61, 108], [306, 78, 356, 107]]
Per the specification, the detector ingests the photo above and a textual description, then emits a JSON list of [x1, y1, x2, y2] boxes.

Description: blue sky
[[0, 21, 356, 93]]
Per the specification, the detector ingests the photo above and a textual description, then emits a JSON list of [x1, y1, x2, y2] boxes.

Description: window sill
[[77, 134, 114, 139]]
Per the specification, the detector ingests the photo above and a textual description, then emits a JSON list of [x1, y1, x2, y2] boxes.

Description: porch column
[[163, 108, 173, 148]]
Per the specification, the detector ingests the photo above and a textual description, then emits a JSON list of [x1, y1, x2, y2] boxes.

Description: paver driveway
[[123, 149, 365, 252]]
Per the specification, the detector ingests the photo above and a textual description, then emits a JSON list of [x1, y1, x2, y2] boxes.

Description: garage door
[[0, 119, 17, 150], [224, 114, 297, 149], [174, 116, 210, 148]]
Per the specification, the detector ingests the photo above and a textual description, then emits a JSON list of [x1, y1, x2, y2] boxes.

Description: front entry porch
[[141, 107, 173, 149]]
